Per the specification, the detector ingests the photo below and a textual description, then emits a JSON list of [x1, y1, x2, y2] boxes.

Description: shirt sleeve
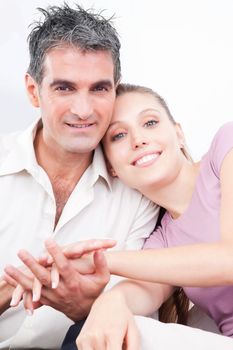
[[123, 196, 160, 250], [209, 122, 233, 178], [143, 225, 167, 249], [106, 197, 159, 291]]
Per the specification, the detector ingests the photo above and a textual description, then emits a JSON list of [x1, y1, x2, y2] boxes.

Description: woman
[[5, 84, 233, 348]]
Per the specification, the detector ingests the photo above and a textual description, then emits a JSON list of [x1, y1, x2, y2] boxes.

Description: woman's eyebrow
[[139, 108, 161, 116], [108, 108, 161, 128]]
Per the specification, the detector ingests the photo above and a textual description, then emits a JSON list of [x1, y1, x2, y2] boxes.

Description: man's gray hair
[[27, 3, 121, 84]]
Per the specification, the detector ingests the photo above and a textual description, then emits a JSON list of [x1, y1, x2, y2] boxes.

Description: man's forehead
[[42, 46, 115, 82], [43, 46, 114, 68]]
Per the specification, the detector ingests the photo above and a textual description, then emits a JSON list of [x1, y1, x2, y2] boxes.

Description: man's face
[[26, 47, 116, 156]]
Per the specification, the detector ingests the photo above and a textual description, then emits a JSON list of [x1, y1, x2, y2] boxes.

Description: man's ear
[[25, 73, 40, 108], [115, 79, 121, 92]]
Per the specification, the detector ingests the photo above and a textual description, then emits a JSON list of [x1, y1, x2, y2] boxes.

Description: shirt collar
[[89, 145, 112, 191], [0, 120, 113, 190], [0, 119, 40, 176]]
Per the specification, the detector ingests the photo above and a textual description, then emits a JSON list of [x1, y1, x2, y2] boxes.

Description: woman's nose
[[131, 133, 149, 149]]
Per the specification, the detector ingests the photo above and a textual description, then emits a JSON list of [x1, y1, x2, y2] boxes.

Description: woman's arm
[[76, 279, 173, 349], [106, 242, 233, 287], [110, 279, 173, 316]]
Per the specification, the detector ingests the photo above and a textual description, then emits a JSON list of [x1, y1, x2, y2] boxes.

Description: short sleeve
[[209, 122, 233, 178], [143, 225, 167, 249]]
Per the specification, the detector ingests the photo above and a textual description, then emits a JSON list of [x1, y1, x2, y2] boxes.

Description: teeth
[[135, 153, 159, 166], [68, 123, 91, 128]]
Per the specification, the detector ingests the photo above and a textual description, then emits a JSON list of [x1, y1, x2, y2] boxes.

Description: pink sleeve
[[143, 225, 167, 249], [209, 122, 233, 177]]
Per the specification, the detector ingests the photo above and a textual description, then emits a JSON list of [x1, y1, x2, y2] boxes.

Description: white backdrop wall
[[1, 0, 233, 159]]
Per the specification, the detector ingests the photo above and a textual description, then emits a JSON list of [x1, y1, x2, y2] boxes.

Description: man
[[0, 3, 157, 349]]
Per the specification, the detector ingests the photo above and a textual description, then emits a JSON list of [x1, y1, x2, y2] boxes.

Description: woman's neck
[[141, 161, 200, 219]]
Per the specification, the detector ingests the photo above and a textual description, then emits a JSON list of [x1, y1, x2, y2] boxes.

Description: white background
[[1, 0, 233, 159]]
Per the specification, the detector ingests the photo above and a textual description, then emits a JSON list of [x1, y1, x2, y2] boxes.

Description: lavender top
[[144, 122, 233, 337]]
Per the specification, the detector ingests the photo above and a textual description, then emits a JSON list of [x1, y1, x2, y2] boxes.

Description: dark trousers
[[61, 319, 86, 350]]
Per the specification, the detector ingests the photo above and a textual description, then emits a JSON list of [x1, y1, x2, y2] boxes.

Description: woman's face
[[103, 91, 185, 191]]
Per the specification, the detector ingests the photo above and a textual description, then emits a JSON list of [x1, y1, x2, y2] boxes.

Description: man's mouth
[[66, 123, 94, 128]]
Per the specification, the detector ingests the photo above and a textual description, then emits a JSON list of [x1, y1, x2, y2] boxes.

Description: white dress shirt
[[0, 120, 158, 349]]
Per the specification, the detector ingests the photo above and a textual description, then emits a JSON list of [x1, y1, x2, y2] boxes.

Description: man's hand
[[0, 278, 15, 315], [4, 239, 113, 321]]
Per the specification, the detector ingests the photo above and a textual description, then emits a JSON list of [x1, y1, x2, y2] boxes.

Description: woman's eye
[[111, 132, 126, 141], [144, 120, 157, 127]]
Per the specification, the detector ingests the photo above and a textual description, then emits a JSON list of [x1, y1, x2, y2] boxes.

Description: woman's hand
[[3, 265, 42, 314], [76, 290, 140, 350]]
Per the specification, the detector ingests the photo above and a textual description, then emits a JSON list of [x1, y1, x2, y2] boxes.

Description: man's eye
[[111, 132, 126, 141], [93, 86, 108, 92], [144, 120, 157, 127], [56, 86, 73, 92]]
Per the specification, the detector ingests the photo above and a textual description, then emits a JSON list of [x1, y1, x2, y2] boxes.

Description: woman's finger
[[17, 250, 51, 287], [10, 284, 25, 307], [23, 291, 34, 315], [62, 239, 116, 259], [4, 265, 33, 290], [32, 277, 42, 302], [51, 263, 60, 289], [2, 273, 18, 287]]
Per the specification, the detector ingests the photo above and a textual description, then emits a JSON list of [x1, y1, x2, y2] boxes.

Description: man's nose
[[70, 93, 93, 120]]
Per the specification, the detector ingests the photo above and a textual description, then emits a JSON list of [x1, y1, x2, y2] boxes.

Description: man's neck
[[34, 128, 93, 228], [34, 127, 93, 184]]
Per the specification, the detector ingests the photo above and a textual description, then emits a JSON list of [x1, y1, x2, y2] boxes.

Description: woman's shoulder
[[212, 121, 233, 142], [207, 121, 233, 176]]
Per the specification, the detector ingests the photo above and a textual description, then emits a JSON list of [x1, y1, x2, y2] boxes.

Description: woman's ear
[[109, 167, 117, 177], [25, 73, 40, 108], [175, 123, 185, 149], [106, 159, 117, 177]]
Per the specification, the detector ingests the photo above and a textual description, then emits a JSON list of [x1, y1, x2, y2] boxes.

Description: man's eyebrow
[[49, 79, 75, 88], [90, 80, 114, 89], [49, 79, 114, 89]]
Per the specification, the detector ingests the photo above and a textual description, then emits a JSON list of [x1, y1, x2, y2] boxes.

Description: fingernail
[[32, 293, 38, 302], [10, 297, 17, 307], [52, 281, 57, 289], [26, 309, 33, 316]]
